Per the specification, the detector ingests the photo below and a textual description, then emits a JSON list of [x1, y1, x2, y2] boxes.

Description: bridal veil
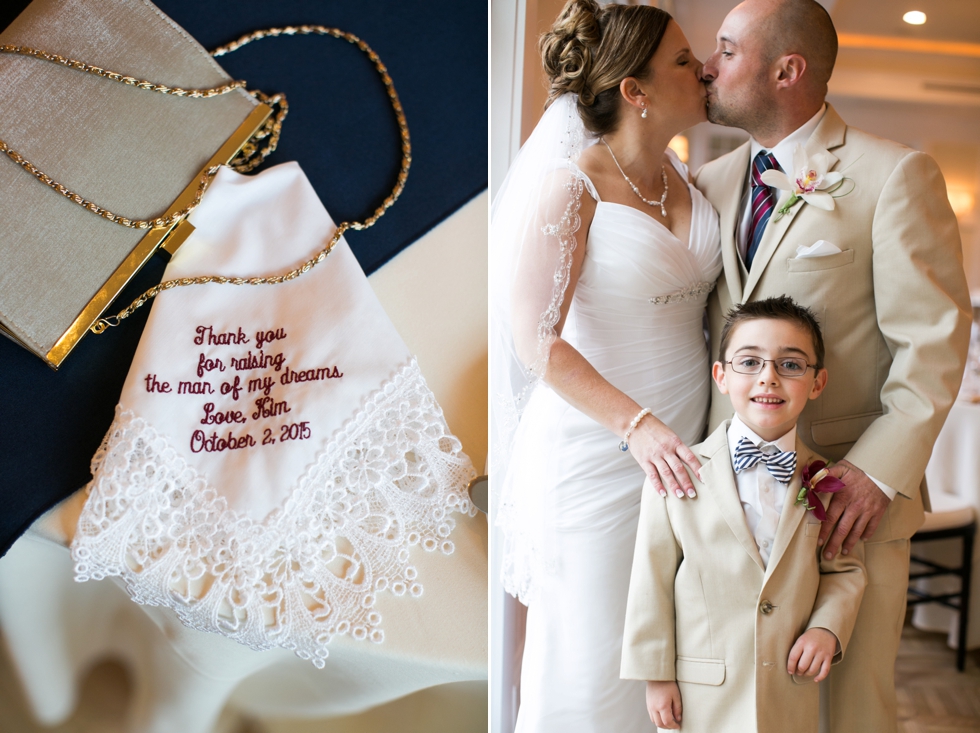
[[490, 94, 597, 601]]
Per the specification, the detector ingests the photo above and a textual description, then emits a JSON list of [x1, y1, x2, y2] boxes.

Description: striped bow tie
[[733, 437, 797, 483]]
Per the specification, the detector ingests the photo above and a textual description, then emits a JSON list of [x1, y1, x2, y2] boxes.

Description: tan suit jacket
[[621, 422, 866, 733], [695, 104, 972, 543]]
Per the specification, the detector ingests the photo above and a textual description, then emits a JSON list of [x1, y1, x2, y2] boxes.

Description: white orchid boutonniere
[[761, 144, 853, 220]]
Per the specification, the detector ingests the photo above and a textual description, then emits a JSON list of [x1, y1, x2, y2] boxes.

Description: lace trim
[[527, 175, 584, 384], [649, 281, 715, 305], [524, 98, 589, 385], [502, 172, 584, 604], [496, 501, 551, 606], [71, 360, 477, 668]]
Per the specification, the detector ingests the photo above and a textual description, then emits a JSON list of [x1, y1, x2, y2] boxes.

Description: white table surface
[[914, 396, 980, 649]]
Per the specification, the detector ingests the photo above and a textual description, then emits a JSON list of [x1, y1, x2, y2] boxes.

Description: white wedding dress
[[509, 150, 722, 732]]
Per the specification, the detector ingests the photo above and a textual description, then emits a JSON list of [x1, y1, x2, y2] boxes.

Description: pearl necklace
[[601, 138, 668, 218]]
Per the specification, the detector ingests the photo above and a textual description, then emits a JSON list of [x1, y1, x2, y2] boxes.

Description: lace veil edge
[[490, 94, 595, 601]]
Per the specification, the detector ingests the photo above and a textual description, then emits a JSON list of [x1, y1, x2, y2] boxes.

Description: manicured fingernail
[[675, 489, 685, 498], [842, 549, 849, 555], [687, 489, 697, 498], [825, 551, 833, 560], [659, 490, 668, 498], [817, 538, 824, 546]]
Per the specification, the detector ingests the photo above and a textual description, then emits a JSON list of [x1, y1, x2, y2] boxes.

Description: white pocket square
[[795, 240, 842, 259]]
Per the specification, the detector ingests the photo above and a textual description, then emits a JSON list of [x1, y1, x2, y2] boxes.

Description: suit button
[[760, 600, 774, 615]]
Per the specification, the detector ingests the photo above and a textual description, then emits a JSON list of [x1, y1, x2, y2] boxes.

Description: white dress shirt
[[727, 416, 844, 652], [727, 416, 796, 568]]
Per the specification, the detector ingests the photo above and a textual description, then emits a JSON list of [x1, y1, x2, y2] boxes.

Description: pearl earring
[[641, 106, 648, 119]]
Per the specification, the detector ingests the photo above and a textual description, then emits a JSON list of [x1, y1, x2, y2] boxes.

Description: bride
[[491, 0, 721, 730]]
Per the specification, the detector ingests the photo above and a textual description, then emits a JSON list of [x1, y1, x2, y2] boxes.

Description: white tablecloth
[[0, 192, 488, 733], [914, 398, 980, 649]]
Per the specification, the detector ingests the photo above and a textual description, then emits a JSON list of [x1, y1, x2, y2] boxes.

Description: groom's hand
[[818, 459, 891, 559]]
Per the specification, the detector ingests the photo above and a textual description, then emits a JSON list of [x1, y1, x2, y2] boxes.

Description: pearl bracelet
[[619, 407, 652, 452]]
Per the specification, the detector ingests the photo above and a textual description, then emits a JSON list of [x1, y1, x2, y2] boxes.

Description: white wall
[[490, 3, 529, 733], [490, 0, 526, 199]]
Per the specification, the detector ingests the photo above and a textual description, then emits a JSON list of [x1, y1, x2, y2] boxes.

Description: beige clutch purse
[[0, 0, 272, 368]]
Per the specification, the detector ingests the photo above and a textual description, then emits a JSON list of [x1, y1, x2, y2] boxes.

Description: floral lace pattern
[[527, 175, 584, 383], [71, 360, 477, 668]]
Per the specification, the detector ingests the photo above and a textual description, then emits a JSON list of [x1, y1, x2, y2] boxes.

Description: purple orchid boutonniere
[[795, 460, 846, 520], [761, 144, 854, 221]]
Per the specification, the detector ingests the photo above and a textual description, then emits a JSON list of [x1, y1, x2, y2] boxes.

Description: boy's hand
[[646, 680, 683, 729], [787, 627, 837, 682]]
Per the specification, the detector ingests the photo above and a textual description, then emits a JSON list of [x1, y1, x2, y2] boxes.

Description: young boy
[[621, 296, 867, 733]]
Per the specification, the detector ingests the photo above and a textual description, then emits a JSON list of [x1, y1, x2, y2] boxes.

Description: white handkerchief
[[795, 240, 842, 258], [71, 163, 476, 668]]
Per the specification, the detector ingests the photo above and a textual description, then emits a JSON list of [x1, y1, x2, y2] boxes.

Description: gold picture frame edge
[[43, 103, 274, 370]]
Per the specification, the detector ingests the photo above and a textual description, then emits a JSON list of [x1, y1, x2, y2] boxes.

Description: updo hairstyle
[[540, 0, 671, 136]]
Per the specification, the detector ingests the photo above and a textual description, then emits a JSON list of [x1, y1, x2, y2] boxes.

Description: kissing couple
[[490, 0, 971, 732]]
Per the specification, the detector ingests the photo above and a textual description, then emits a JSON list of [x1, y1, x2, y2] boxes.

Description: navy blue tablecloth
[[0, 0, 487, 556]]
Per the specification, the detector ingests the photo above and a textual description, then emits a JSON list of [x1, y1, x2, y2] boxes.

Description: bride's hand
[[629, 415, 701, 499]]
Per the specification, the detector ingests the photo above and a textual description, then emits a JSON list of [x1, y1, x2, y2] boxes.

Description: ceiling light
[[948, 187, 975, 218], [903, 10, 927, 25], [668, 135, 689, 163]]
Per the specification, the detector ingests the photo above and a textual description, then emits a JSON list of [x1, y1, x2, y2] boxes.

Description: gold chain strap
[[0, 144, 225, 230], [0, 25, 411, 332], [0, 43, 248, 96], [0, 44, 253, 229]]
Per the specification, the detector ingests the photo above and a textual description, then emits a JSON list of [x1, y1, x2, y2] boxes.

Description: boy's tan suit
[[621, 422, 866, 733], [694, 104, 972, 731]]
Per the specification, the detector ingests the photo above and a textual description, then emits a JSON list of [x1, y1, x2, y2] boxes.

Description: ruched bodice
[[560, 152, 722, 444], [508, 151, 722, 733]]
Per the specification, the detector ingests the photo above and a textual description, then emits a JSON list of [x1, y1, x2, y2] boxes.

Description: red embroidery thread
[[197, 354, 226, 378], [220, 376, 243, 401], [230, 350, 285, 372], [252, 396, 292, 420], [144, 374, 172, 393], [200, 402, 247, 425], [178, 380, 214, 395], [255, 328, 287, 349], [189, 430, 256, 453], [247, 376, 276, 396], [194, 325, 249, 346], [280, 365, 344, 384]]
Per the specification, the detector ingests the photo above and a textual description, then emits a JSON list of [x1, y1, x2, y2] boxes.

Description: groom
[[694, 0, 971, 730]]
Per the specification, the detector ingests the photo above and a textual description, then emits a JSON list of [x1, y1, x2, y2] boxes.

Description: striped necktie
[[745, 151, 780, 270], [733, 436, 797, 484]]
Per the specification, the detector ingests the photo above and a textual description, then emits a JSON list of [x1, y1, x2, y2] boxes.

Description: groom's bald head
[[702, 0, 837, 142], [755, 0, 838, 92]]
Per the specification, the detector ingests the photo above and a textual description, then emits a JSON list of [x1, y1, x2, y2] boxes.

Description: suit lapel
[[742, 105, 847, 302], [714, 143, 750, 305], [741, 194, 804, 300], [763, 441, 819, 581], [699, 424, 765, 571]]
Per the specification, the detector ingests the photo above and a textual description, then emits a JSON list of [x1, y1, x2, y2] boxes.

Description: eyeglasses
[[725, 356, 817, 377]]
